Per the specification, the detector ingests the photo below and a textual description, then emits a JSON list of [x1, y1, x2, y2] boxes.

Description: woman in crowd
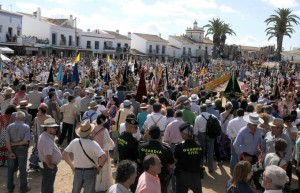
[[92, 114, 114, 192], [0, 105, 17, 166], [29, 103, 51, 170], [108, 95, 119, 128], [227, 161, 254, 193]]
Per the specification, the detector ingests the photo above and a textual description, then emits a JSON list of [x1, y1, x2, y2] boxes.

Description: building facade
[[0, 6, 23, 54]]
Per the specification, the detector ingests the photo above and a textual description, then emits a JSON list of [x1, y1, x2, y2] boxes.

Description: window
[[95, 41, 99, 49], [76, 36, 79, 47], [156, 45, 159, 54], [117, 43, 121, 48], [149, 45, 152, 53], [162, 45, 166, 54], [17, 30, 21, 36], [69, 36, 72, 46], [183, 47, 186, 55], [0, 25, 3, 33], [87, 41, 91, 49], [52, 33, 56, 45]]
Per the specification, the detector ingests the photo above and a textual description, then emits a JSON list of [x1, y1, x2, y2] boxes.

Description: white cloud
[[219, 4, 238, 13], [227, 35, 276, 47], [262, 0, 298, 8]]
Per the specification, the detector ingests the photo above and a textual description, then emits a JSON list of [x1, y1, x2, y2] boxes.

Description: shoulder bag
[[79, 139, 96, 165]]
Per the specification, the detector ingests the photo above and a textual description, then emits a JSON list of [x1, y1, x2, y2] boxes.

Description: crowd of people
[[0, 55, 300, 193]]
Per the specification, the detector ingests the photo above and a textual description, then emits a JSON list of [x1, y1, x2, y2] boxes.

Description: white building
[[131, 33, 168, 61], [167, 21, 214, 61], [0, 5, 23, 54], [168, 35, 197, 59], [20, 8, 79, 56], [104, 30, 131, 60]]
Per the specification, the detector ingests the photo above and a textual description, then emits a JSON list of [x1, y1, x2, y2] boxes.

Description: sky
[[1, 0, 300, 50]]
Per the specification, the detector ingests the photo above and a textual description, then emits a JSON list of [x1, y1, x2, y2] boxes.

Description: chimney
[[87, 29, 90, 32], [37, 7, 41, 21], [159, 33, 161, 38], [69, 15, 74, 27], [128, 32, 131, 39], [0, 5, 2, 10], [116, 29, 119, 34]]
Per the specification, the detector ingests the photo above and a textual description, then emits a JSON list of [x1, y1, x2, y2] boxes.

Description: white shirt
[[143, 113, 167, 132], [226, 116, 248, 140], [194, 112, 212, 134], [64, 138, 105, 168], [74, 96, 81, 111]]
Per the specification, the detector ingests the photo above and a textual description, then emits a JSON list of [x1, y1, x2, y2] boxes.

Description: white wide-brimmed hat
[[244, 113, 264, 125], [189, 94, 199, 102], [40, 118, 59, 128]]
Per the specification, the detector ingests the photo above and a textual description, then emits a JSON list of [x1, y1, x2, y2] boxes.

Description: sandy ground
[[0, 82, 298, 193]]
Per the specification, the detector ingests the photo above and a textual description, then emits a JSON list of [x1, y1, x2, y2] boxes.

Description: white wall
[[131, 34, 147, 53], [79, 31, 115, 53], [50, 25, 77, 46], [0, 12, 22, 43], [22, 15, 50, 39]]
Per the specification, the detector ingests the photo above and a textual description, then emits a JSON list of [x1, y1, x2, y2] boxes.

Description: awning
[[1, 54, 11, 62], [0, 47, 14, 54]]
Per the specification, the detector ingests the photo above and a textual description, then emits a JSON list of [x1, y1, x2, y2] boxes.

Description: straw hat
[[88, 101, 98, 109], [244, 113, 264, 125], [140, 103, 148, 109], [75, 120, 95, 138], [269, 118, 284, 127], [40, 118, 59, 128], [4, 87, 15, 95], [17, 100, 32, 108], [123, 100, 132, 107]]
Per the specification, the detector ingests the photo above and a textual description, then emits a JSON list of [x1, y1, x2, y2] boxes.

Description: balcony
[[116, 46, 131, 53], [182, 51, 187, 56], [6, 34, 17, 43], [104, 46, 115, 50]]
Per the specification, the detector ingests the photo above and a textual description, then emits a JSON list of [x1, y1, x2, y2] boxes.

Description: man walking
[[57, 95, 78, 146], [62, 120, 107, 193], [6, 111, 31, 193], [38, 118, 62, 193]]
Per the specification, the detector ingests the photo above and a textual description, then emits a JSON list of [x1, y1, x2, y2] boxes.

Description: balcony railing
[[104, 46, 115, 50], [116, 46, 130, 53]]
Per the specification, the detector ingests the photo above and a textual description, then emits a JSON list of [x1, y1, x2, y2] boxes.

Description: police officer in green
[[118, 113, 140, 163], [174, 123, 204, 193], [117, 113, 140, 192], [138, 125, 175, 193]]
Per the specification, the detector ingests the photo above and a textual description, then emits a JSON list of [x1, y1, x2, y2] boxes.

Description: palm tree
[[204, 18, 223, 58], [220, 23, 236, 57], [265, 8, 300, 61]]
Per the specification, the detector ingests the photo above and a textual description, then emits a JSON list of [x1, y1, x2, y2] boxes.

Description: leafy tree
[[265, 8, 300, 61]]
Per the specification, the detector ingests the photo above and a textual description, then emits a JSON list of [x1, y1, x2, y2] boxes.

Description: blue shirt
[[233, 126, 263, 156], [6, 120, 31, 143], [207, 106, 220, 120], [137, 112, 148, 132]]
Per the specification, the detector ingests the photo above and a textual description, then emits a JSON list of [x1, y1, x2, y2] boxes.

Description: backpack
[[82, 111, 97, 122], [202, 114, 221, 138]]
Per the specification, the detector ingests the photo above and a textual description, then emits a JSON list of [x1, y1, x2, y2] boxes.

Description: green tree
[[203, 18, 223, 58], [220, 23, 236, 57], [204, 19, 236, 59], [265, 8, 300, 61]]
